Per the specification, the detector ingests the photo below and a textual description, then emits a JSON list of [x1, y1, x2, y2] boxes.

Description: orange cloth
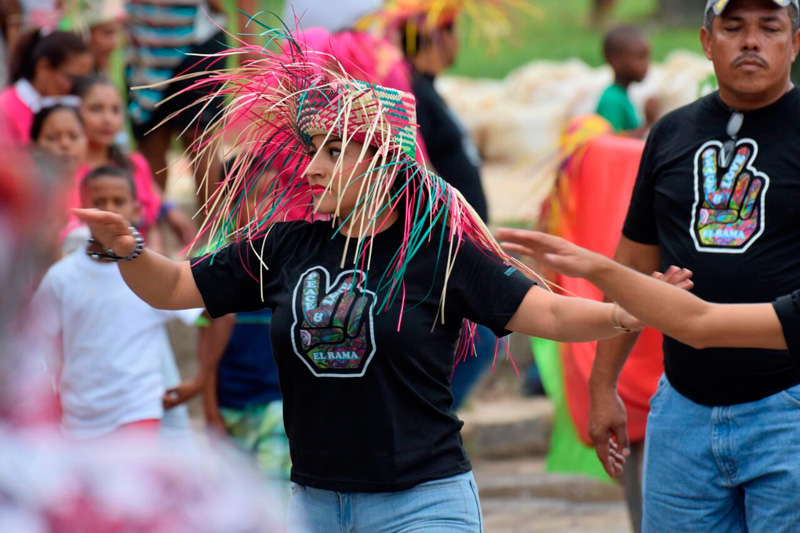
[[557, 134, 663, 445]]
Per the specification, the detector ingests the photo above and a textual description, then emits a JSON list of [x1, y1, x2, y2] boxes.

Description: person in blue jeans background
[[586, 1, 800, 531]]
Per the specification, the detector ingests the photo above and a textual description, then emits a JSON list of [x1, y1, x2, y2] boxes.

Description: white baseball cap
[[706, 0, 799, 16]]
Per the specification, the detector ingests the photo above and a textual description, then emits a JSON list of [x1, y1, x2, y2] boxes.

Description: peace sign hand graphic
[[294, 268, 375, 372], [694, 142, 766, 250]]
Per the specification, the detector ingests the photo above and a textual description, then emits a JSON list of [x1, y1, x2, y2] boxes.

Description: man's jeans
[[287, 471, 483, 532], [642, 375, 800, 532]]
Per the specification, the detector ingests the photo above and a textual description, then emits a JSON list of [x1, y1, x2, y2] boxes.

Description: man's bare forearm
[[591, 333, 642, 389], [590, 237, 660, 389]]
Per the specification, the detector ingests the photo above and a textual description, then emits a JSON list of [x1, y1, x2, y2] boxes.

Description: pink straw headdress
[[143, 22, 543, 324]]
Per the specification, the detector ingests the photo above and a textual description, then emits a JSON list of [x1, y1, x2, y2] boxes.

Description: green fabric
[[596, 84, 640, 133], [220, 400, 291, 479], [532, 337, 610, 482]]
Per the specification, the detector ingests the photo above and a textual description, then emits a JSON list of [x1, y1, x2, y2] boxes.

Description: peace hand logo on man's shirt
[[291, 267, 377, 377], [691, 140, 769, 253]]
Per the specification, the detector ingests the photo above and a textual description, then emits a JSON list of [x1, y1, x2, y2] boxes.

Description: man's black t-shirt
[[191, 219, 533, 492], [413, 73, 489, 221], [623, 88, 800, 406], [774, 290, 800, 359]]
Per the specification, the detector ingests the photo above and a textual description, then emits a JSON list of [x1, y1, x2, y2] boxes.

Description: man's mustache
[[731, 53, 769, 68]]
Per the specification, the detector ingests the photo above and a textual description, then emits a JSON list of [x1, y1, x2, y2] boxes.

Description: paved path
[[473, 458, 633, 533]]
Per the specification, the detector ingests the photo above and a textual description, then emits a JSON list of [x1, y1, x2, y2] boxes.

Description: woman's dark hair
[[400, 20, 455, 59], [73, 75, 131, 172], [30, 104, 83, 141], [10, 29, 88, 83], [80, 165, 138, 199]]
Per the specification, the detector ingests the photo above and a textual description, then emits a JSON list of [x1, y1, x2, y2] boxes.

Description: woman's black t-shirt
[[774, 290, 800, 360], [191, 219, 533, 492]]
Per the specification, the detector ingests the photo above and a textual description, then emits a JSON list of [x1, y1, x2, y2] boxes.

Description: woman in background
[[0, 29, 90, 144]]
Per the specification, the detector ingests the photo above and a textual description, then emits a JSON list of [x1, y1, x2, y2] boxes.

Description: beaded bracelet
[[87, 226, 145, 262]]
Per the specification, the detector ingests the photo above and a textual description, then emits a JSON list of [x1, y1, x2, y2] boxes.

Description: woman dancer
[[74, 30, 687, 532]]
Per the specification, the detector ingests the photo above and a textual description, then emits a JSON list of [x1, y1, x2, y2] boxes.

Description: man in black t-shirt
[[589, 1, 800, 531]]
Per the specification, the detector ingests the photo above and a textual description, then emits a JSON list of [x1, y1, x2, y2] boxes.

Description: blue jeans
[[286, 471, 483, 532], [642, 376, 800, 533]]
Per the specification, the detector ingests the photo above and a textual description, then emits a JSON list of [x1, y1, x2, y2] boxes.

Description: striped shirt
[[125, 0, 202, 124]]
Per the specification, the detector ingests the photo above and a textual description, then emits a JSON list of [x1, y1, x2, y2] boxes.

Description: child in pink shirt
[[0, 29, 91, 145], [60, 76, 196, 252]]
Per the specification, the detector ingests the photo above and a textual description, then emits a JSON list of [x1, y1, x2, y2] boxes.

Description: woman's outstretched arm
[[505, 285, 639, 342], [73, 208, 204, 310], [498, 229, 787, 351]]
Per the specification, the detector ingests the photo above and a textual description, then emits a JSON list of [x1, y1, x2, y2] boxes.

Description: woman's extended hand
[[498, 229, 693, 293], [73, 208, 137, 257], [497, 229, 601, 279]]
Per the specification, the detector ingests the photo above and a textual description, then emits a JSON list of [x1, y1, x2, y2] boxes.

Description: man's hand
[[589, 384, 630, 478]]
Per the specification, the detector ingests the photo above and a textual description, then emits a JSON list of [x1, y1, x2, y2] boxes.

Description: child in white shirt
[[34, 165, 202, 438]]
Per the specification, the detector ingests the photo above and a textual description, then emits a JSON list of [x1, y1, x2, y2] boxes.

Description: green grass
[[230, 0, 702, 79], [449, 0, 703, 79]]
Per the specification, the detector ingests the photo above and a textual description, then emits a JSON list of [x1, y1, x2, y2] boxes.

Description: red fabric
[[558, 134, 663, 445], [118, 419, 160, 432]]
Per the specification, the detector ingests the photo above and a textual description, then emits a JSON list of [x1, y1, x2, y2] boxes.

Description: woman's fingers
[[653, 266, 695, 291], [497, 229, 558, 260], [501, 242, 539, 258], [73, 208, 117, 223], [497, 228, 550, 250], [72, 208, 128, 230], [499, 229, 597, 279], [71, 208, 136, 255]]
